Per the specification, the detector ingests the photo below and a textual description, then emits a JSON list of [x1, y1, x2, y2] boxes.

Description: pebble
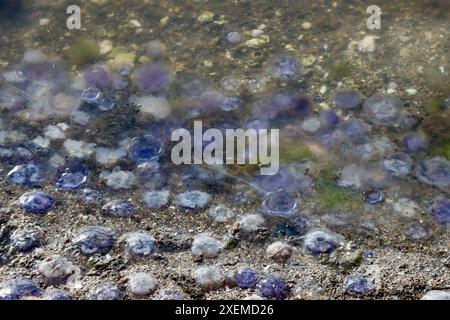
[[99, 40, 113, 55], [266, 241, 293, 262], [197, 11, 214, 23]]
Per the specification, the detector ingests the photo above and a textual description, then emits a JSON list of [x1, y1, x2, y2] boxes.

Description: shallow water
[[0, 0, 449, 300]]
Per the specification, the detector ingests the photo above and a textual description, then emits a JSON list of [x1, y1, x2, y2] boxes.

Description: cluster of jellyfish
[[0, 42, 449, 299]]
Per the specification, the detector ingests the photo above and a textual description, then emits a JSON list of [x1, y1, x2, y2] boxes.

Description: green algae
[[329, 62, 350, 81], [315, 168, 361, 209], [280, 140, 316, 163], [69, 37, 101, 66], [425, 96, 446, 114], [432, 139, 450, 160]]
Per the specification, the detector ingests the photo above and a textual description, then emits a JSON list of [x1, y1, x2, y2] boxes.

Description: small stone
[[193, 266, 223, 291], [99, 40, 113, 55], [72, 226, 116, 255], [127, 272, 158, 297], [129, 19, 142, 28], [405, 88, 417, 96], [39, 18, 50, 26], [266, 241, 293, 262], [86, 282, 124, 300], [258, 275, 290, 300], [197, 11, 214, 23], [191, 234, 223, 259], [302, 22, 312, 29], [19, 191, 54, 214], [102, 199, 136, 217]]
